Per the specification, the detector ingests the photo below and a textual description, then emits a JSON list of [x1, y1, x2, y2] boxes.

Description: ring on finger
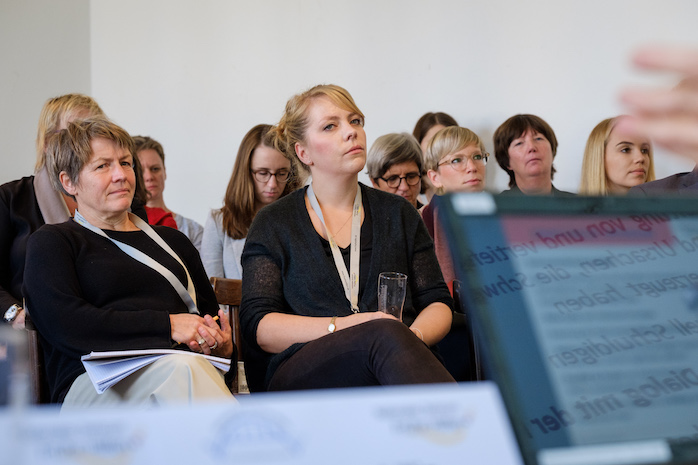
[[197, 337, 206, 346], [210, 341, 218, 350]]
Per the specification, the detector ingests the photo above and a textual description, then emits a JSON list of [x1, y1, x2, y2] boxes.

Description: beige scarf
[[33, 166, 70, 224]]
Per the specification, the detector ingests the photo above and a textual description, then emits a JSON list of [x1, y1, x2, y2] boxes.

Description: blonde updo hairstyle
[[579, 116, 656, 195], [35, 94, 105, 171], [271, 84, 365, 174]]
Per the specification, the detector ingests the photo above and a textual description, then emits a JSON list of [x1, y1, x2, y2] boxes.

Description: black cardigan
[[240, 183, 452, 390]]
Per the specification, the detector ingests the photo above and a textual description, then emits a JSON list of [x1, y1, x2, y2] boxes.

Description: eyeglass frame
[[436, 153, 489, 171], [378, 172, 422, 189], [250, 169, 291, 184]]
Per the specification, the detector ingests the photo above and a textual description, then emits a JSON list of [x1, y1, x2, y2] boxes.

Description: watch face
[[4, 306, 18, 322]]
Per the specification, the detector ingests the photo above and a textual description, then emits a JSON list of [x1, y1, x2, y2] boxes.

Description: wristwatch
[[4, 304, 22, 323], [328, 316, 338, 333]]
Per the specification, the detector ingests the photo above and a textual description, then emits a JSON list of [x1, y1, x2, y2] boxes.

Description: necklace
[[307, 183, 362, 313], [329, 211, 353, 237]]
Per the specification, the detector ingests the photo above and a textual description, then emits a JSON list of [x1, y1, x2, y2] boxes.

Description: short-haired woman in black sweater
[[240, 84, 455, 392], [23, 119, 235, 407]]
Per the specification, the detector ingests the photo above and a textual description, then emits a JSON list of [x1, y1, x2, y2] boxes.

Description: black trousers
[[267, 319, 456, 391]]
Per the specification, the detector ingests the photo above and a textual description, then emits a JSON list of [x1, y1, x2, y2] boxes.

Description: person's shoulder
[[421, 201, 434, 216], [630, 169, 698, 193], [151, 223, 191, 244], [551, 186, 577, 197], [28, 220, 81, 246], [498, 186, 519, 196], [151, 224, 203, 257], [204, 209, 223, 228], [174, 213, 203, 230], [362, 183, 412, 209], [420, 199, 436, 234], [255, 186, 306, 220], [362, 184, 422, 225], [0, 175, 34, 198], [174, 214, 204, 240]]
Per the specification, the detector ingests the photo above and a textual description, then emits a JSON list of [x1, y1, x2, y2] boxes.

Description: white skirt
[[62, 353, 236, 410]]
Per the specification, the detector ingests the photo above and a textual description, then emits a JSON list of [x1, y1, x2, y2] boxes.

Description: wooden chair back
[[209, 277, 246, 393], [24, 307, 51, 403]]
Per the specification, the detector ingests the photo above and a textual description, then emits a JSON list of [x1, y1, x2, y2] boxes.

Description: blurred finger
[[621, 117, 698, 162], [633, 46, 698, 76], [621, 88, 698, 116]]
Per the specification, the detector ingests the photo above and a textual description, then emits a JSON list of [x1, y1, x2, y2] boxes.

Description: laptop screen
[[439, 193, 698, 465]]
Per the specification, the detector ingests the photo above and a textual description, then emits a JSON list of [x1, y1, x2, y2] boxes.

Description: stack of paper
[[81, 349, 230, 394]]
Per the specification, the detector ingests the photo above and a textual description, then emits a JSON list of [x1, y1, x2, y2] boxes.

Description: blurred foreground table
[[0, 381, 522, 465]]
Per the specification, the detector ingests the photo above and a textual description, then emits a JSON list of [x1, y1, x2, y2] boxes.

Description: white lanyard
[[73, 210, 200, 315], [307, 184, 362, 313]]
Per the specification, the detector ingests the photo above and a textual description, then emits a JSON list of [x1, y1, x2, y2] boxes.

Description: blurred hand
[[620, 46, 698, 163]]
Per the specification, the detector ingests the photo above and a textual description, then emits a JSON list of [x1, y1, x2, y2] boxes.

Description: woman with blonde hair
[[0, 93, 147, 330], [580, 116, 655, 195], [201, 124, 300, 280], [422, 126, 488, 294], [412, 112, 459, 204], [240, 84, 454, 392], [424, 126, 488, 195]]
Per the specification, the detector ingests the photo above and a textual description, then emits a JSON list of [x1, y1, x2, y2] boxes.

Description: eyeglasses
[[251, 169, 290, 183], [437, 153, 489, 171], [379, 172, 421, 188]]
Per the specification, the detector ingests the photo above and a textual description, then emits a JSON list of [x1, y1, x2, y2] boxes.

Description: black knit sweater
[[23, 220, 218, 402], [240, 183, 452, 390]]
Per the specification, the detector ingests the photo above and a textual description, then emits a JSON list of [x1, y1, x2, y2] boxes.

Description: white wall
[[3, 1, 698, 225], [0, 0, 91, 183]]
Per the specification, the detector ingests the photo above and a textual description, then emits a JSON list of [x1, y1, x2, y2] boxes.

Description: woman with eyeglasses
[[412, 112, 459, 205], [422, 126, 489, 293], [367, 133, 424, 208], [200, 124, 301, 280]]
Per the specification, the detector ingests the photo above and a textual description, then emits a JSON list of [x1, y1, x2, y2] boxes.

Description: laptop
[[437, 193, 698, 465]]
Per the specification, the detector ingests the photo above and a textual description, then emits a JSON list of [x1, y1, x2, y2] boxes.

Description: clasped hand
[[170, 310, 233, 358]]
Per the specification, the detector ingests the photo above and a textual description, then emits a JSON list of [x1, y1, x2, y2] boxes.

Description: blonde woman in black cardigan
[[240, 85, 454, 392]]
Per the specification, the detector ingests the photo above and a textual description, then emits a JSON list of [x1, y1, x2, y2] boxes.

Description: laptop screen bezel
[[438, 193, 698, 465]]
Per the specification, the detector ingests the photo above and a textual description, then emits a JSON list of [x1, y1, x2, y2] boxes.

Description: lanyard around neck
[[307, 184, 362, 313], [73, 210, 200, 315]]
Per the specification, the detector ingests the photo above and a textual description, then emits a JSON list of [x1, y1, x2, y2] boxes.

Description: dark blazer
[[0, 176, 44, 312], [629, 167, 698, 194]]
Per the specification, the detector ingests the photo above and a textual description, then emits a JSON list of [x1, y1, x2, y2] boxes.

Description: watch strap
[[4, 304, 21, 323], [328, 316, 338, 333]]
